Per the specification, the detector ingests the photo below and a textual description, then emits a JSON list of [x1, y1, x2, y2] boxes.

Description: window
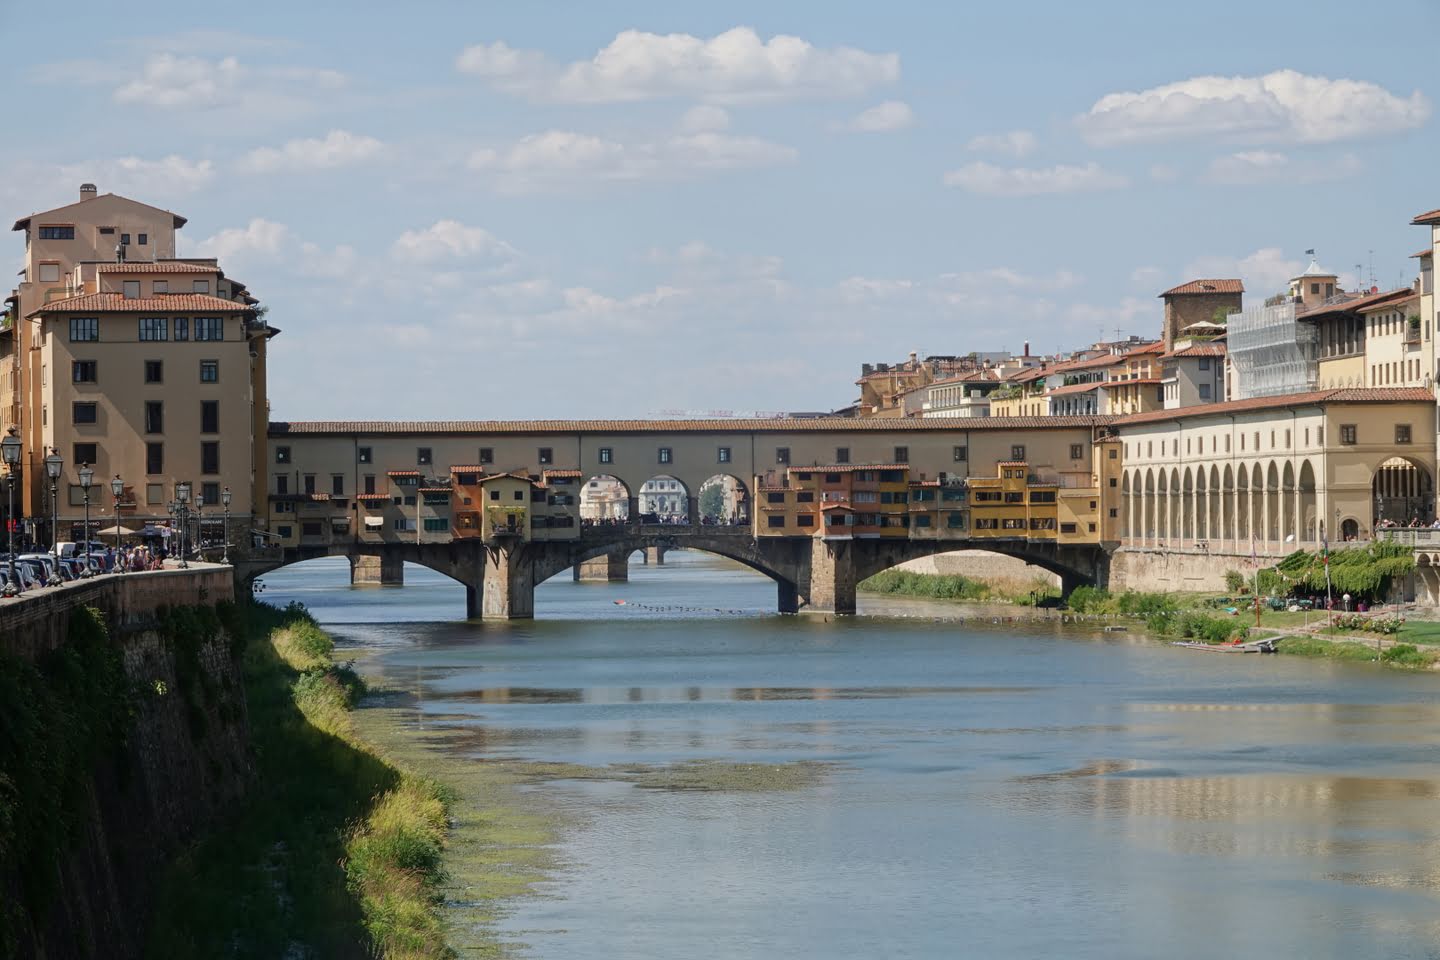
[[146, 442, 163, 474], [796, 514, 815, 527], [144, 401, 163, 434], [1109, 508, 1119, 519], [767, 492, 786, 504], [1285, 429, 1291, 448], [38, 262, 60, 283], [836, 447, 850, 464], [1010, 445, 1026, 461], [538, 448, 553, 465], [1198, 383, 1212, 401], [1317, 426, 1324, 445], [123, 280, 140, 299], [275, 475, 290, 495], [138, 233, 148, 246], [174, 318, 188, 341], [195, 400, 218, 434], [72, 360, 97, 383], [417, 448, 432, 466], [72, 442, 97, 466], [658, 447, 672, 464], [147, 483, 163, 505], [69, 317, 98, 341], [1069, 444, 1083, 460], [199, 360, 219, 383], [776, 447, 790, 465], [824, 473, 840, 483], [151, 279, 167, 295], [363, 475, 376, 494], [1339, 424, 1357, 445], [947, 512, 966, 529], [953, 445, 967, 462], [193, 280, 210, 294], [358, 446, 372, 464], [194, 317, 223, 341], [479, 447, 494, 464], [300, 521, 323, 538], [1060, 522, 1078, 534], [512, 489, 525, 501], [145, 360, 163, 383], [201, 483, 220, 506], [1108, 477, 1117, 487], [894, 446, 909, 463], [139, 317, 168, 341], [767, 515, 786, 528], [120, 233, 131, 246], [1198, 357, 1211, 371], [489, 490, 500, 501], [1225, 435, 1231, 452], [1396, 424, 1412, 444], [72, 402, 97, 424], [1029, 491, 1056, 504], [796, 491, 815, 503], [423, 518, 449, 532], [1109, 448, 1118, 459], [717, 447, 731, 463], [303, 474, 316, 495], [37, 225, 75, 240], [276, 446, 291, 464]]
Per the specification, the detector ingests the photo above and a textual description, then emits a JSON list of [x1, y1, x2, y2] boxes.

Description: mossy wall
[[0, 575, 251, 960]]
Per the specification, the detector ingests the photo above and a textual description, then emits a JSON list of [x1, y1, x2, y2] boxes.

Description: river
[[262, 552, 1440, 959]]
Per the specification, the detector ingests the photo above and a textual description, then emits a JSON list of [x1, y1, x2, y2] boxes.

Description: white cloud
[[1130, 266, 1165, 289], [468, 128, 796, 191], [679, 105, 731, 133], [194, 218, 291, 263], [1148, 163, 1180, 182], [59, 155, 216, 197], [237, 130, 384, 174], [1183, 247, 1304, 298], [1078, 69, 1429, 146], [1203, 150, 1362, 185], [108, 53, 344, 110], [942, 161, 1127, 196], [391, 220, 517, 263], [843, 100, 914, 133], [456, 27, 898, 103], [965, 130, 1036, 157]]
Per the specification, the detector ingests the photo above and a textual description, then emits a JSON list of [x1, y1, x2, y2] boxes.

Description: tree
[[699, 480, 727, 521]]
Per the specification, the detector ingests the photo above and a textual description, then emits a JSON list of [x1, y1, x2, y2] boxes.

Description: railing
[[1378, 528, 1440, 547]]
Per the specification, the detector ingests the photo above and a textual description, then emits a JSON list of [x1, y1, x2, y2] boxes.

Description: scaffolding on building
[[1227, 299, 1319, 400]]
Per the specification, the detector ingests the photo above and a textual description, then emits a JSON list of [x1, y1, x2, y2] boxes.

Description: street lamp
[[221, 486, 232, 564], [175, 481, 191, 569], [43, 449, 63, 585], [110, 475, 124, 570], [2, 427, 21, 597], [77, 464, 94, 578]]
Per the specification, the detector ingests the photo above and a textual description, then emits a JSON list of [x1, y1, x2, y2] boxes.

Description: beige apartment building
[[4, 185, 272, 543]]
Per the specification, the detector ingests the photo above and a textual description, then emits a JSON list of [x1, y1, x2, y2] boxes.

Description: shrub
[[1066, 585, 1111, 614], [1223, 570, 1246, 594], [1176, 611, 1248, 644], [1381, 643, 1429, 666]]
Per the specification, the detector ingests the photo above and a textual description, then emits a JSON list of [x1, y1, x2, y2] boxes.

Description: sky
[[3, 0, 1438, 420]]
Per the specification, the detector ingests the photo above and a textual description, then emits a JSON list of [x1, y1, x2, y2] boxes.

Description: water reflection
[[264, 553, 1440, 960]]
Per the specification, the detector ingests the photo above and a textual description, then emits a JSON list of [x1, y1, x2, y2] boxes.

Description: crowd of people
[[1375, 516, 1440, 529]]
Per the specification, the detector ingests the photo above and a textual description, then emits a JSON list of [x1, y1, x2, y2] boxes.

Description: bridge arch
[[638, 474, 690, 524], [580, 474, 631, 526], [697, 474, 751, 527]]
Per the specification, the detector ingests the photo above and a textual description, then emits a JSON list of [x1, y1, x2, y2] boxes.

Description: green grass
[[1275, 635, 1440, 669], [146, 603, 455, 959], [858, 569, 1059, 605], [1397, 621, 1440, 646]]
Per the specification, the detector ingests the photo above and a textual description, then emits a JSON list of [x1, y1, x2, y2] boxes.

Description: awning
[[364, 516, 384, 528]]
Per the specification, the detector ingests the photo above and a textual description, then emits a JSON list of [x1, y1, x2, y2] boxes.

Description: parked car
[[17, 553, 61, 584]]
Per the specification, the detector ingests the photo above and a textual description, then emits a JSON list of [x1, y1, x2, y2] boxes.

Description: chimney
[[1023, 341, 1030, 357], [79, 183, 97, 202]]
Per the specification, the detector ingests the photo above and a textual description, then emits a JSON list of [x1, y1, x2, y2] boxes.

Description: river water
[[263, 552, 1440, 959]]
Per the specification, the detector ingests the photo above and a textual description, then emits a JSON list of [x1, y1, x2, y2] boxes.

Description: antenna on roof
[[1368, 249, 1375, 290]]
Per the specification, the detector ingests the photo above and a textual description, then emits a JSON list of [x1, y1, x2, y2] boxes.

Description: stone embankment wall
[[0, 566, 251, 960], [895, 550, 1062, 589], [1108, 548, 1286, 593]]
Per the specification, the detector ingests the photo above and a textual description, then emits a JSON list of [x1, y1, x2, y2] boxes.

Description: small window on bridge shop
[[276, 446, 291, 464], [1010, 445, 1025, 461], [72, 442, 98, 466], [303, 475, 316, 495], [332, 475, 344, 495], [974, 491, 1001, 502], [894, 446, 909, 463], [658, 447, 673, 464], [1396, 424, 1413, 444], [302, 522, 323, 537], [1002, 518, 1026, 530], [767, 515, 786, 528], [73, 401, 98, 425], [404, 496, 416, 506], [1029, 491, 1056, 504], [717, 447, 731, 463], [797, 514, 815, 527], [455, 473, 478, 486], [479, 448, 494, 464], [915, 514, 932, 528], [822, 473, 840, 483], [1088, 522, 1097, 533], [423, 518, 449, 532], [953, 445, 967, 462], [974, 517, 997, 529], [513, 490, 525, 501], [423, 492, 449, 506], [275, 475, 289, 495], [599, 447, 613, 464], [767, 491, 786, 504], [941, 488, 965, 502], [531, 488, 546, 502], [835, 447, 850, 464], [278, 525, 293, 538], [1340, 424, 1357, 445], [538, 448, 553, 465], [1070, 444, 1084, 460], [358, 447, 372, 464], [796, 491, 814, 502], [775, 447, 790, 465], [879, 470, 903, 483], [417, 447, 432, 466], [1060, 522, 1078, 534], [489, 490, 501, 501], [947, 512, 965, 529], [1108, 448, 1117, 460], [1004, 492, 1024, 503]]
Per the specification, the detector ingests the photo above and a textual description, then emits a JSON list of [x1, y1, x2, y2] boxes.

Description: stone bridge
[[236, 527, 1110, 619]]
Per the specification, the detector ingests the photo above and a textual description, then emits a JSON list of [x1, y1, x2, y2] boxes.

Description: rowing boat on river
[[1172, 638, 1278, 654]]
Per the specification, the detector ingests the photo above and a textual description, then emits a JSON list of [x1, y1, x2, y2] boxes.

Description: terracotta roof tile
[[95, 261, 219, 274], [1107, 377, 1163, 385], [356, 493, 390, 501], [270, 416, 1113, 435], [1162, 343, 1227, 358], [386, 469, 421, 476], [449, 466, 487, 474], [1047, 381, 1102, 396], [1298, 286, 1413, 319], [542, 469, 583, 478], [1411, 248, 1433, 259], [1123, 341, 1167, 355], [788, 464, 909, 473], [1159, 279, 1244, 297], [30, 291, 250, 315], [1115, 388, 1433, 426], [1411, 207, 1440, 225]]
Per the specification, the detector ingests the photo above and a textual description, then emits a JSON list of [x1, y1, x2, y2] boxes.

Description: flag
[[1305, 248, 1315, 256], [1320, 525, 1329, 565]]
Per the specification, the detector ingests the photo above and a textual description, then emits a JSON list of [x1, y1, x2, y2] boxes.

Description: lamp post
[[110, 475, 124, 571], [175, 481, 191, 569], [44, 449, 63, 585], [78, 464, 94, 578], [2, 427, 21, 597], [221, 486, 232, 564]]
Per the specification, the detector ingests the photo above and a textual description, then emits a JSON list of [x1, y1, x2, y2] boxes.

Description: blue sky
[[4, 0, 1436, 419]]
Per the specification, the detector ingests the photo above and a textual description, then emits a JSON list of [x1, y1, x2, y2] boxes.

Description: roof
[[1107, 377, 1162, 386], [1049, 353, 1119, 374], [1298, 286, 1414, 320], [1159, 279, 1243, 297], [355, 493, 390, 501], [269, 416, 1114, 436], [1115, 388, 1434, 426], [996, 460, 1027, 467], [788, 463, 909, 473], [1297, 258, 1335, 278], [1123, 341, 1167, 356], [29, 291, 250, 315], [1411, 207, 1440, 225], [95, 261, 219, 274], [1411, 248, 1433, 259], [385, 469, 421, 476], [12, 191, 187, 232], [1162, 343, 1227, 358], [1047, 381, 1102, 396], [449, 465, 488, 474], [542, 468, 583, 478]]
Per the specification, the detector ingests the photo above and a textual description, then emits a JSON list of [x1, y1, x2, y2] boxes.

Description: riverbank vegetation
[[858, 569, 1059, 605], [147, 602, 454, 959]]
